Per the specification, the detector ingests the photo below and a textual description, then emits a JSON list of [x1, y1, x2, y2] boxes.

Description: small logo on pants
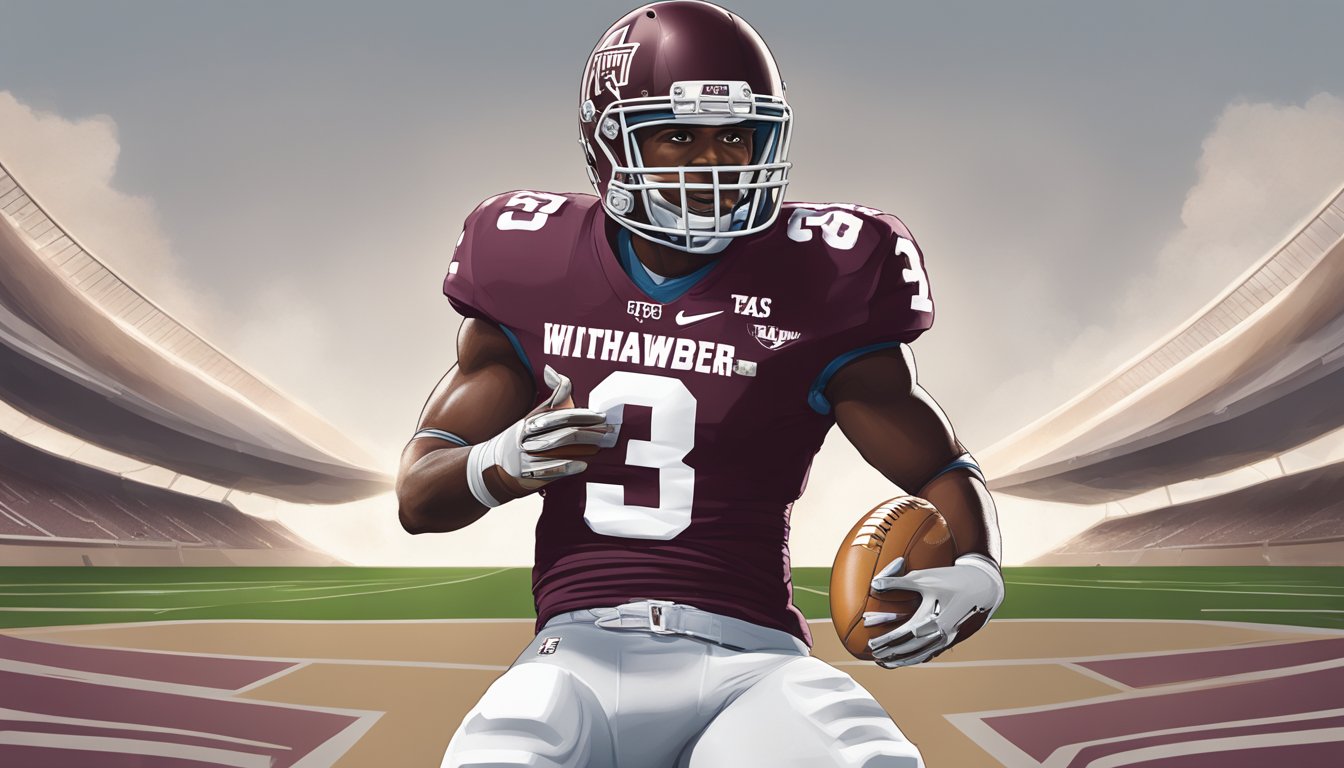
[[538, 637, 561, 655]]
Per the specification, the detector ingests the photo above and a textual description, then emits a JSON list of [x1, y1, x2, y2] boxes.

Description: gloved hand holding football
[[830, 497, 956, 660]]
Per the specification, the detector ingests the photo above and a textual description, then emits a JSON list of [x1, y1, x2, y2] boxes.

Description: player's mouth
[[686, 192, 719, 215]]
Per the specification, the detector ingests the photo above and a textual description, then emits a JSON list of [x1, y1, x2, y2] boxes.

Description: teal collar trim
[[617, 228, 718, 304]]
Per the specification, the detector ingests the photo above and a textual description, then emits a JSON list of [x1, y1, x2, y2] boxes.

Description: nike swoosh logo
[[674, 310, 725, 326]]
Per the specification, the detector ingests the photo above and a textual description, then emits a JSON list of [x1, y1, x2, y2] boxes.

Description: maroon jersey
[[443, 191, 934, 646]]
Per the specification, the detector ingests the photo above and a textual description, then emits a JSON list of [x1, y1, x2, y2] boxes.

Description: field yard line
[[1003, 579, 1341, 598], [0, 665, 385, 722], [800, 578, 1344, 596], [944, 711, 1040, 768], [1042, 720, 1344, 768], [1089, 579, 1344, 591], [289, 713, 384, 768], [1200, 608, 1344, 614], [954, 661, 1344, 719], [0, 705, 290, 750], [0, 581, 316, 588], [33, 619, 1325, 672], [0, 656, 298, 700], [1061, 661, 1132, 690], [1, 638, 511, 671], [0, 645, 391, 768], [831, 637, 1305, 669], [179, 568, 514, 607], [0, 606, 196, 612], [0, 590, 261, 598], [806, 617, 1344, 636], [277, 569, 509, 600], [0, 731, 274, 768], [235, 662, 310, 694], [7, 618, 536, 635], [274, 582, 400, 592]]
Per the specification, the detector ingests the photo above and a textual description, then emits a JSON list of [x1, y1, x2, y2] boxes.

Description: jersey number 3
[[584, 372, 696, 540]]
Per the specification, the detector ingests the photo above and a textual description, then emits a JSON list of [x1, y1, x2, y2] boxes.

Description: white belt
[[545, 600, 808, 655]]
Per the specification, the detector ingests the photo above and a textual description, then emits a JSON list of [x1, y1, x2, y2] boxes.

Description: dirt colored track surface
[[5, 618, 1339, 767]]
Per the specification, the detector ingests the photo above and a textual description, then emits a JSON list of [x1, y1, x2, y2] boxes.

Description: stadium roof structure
[[0, 160, 390, 504], [982, 184, 1344, 504]]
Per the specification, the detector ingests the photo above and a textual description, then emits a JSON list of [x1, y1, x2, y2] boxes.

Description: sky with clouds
[[2, 0, 1343, 566]]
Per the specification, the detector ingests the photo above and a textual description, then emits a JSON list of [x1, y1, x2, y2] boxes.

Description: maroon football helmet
[[578, 1, 793, 254]]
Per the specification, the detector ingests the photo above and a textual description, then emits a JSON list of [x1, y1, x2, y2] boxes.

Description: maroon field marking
[[0, 668, 357, 766], [1065, 713, 1344, 767], [0, 634, 295, 690], [0, 718, 286, 762], [1078, 637, 1344, 688], [1112, 739, 1344, 768], [982, 665, 1344, 762], [0, 744, 251, 768]]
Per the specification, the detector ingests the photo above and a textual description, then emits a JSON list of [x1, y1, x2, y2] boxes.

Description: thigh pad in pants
[[442, 662, 612, 768]]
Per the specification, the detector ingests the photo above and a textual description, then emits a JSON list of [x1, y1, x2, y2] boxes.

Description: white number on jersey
[[896, 236, 932, 312], [496, 191, 567, 231], [584, 371, 696, 540], [786, 207, 864, 250]]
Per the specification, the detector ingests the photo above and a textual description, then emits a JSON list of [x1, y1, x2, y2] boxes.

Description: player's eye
[[720, 129, 754, 145], [666, 131, 693, 144]]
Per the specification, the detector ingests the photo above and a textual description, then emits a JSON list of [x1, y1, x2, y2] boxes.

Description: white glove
[[466, 365, 617, 506], [865, 553, 1004, 668]]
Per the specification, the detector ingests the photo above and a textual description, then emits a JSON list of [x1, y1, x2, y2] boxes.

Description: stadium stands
[[1035, 459, 1344, 565], [0, 161, 390, 504], [985, 185, 1344, 504], [982, 185, 1344, 566], [0, 430, 338, 566]]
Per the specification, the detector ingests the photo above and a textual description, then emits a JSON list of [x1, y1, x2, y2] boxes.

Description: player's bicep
[[401, 320, 534, 470], [826, 345, 960, 491]]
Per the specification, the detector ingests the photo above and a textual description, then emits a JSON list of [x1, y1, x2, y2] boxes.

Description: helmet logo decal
[[587, 26, 640, 99]]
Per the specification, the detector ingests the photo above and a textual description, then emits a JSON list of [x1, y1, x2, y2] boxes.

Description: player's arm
[[826, 344, 1004, 666], [397, 319, 532, 534], [827, 345, 1000, 563], [397, 320, 614, 534]]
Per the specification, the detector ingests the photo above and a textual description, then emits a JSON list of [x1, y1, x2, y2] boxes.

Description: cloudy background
[[2, 0, 1343, 566]]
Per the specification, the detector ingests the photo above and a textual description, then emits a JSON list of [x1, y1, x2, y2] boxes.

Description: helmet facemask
[[586, 80, 792, 254]]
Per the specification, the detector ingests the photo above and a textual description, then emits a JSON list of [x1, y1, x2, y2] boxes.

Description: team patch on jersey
[[749, 324, 802, 350], [626, 300, 663, 323], [538, 637, 561, 655], [544, 322, 737, 377], [732, 293, 772, 318]]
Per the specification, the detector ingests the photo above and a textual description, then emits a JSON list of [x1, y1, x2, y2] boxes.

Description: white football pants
[[441, 604, 925, 768]]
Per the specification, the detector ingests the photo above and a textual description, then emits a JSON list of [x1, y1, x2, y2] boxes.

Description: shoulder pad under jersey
[[783, 201, 934, 343], [780, 202, 936, 413], [443, 191, 597, 324]]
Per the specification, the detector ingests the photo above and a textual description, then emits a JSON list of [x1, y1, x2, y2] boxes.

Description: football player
[[397, 2, 1003, 766]]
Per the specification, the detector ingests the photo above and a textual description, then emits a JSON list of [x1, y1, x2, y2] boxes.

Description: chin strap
[[644, 189, 750, 254]]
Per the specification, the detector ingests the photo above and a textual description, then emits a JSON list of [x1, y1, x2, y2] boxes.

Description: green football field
[[0, 566, 1340, 631]]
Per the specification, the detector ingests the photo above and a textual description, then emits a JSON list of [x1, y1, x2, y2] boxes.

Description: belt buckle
[[645, 600, 675, 633]]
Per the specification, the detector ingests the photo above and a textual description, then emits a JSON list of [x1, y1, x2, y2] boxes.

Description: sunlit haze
[[3, 1, 1344, 565]]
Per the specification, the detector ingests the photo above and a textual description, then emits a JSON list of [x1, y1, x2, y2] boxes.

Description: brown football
[[829, 496, 958, 660]]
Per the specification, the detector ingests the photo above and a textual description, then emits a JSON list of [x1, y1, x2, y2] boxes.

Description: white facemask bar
[[587, 86, 793, 253]]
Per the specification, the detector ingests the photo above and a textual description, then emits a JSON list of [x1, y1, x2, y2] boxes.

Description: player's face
[[636, 124, 755, 217]]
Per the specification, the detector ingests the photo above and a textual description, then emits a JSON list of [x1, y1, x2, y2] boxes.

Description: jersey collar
[[615, 227, 720, 304]]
